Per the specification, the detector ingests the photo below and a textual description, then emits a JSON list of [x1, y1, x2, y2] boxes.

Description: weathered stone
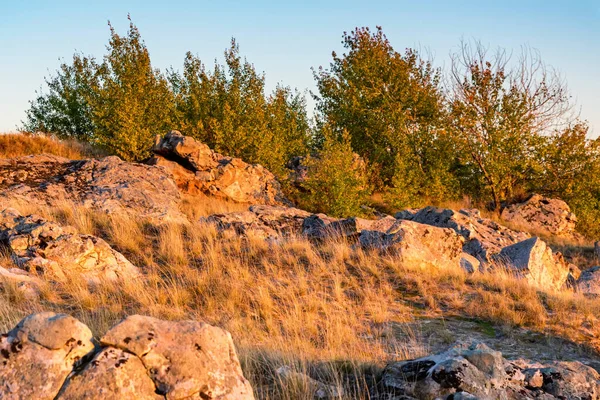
[[151, 130, 288, 206], [382, 340, 600, 399], [101, 314, 254, 399], [0, 265, 42, 298], [0, 312, 94, 400], [537, 361, 600, 399], [203, 205, 312, 239], [576, 266, 600, 296], [501, 194, 577, 236], [0, 154, 186, 223], [275, 366, 343, 399], [460, 253, 481, 273], [399, 206, 530, 262], [0, 209, 139, 283], [493, 237, 570, 290], [59, 347, 162, 400], [367, 220, 465, 269]]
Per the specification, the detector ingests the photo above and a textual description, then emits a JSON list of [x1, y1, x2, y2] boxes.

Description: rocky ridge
[[0, 155, 186, 223], [149, 130, 289, 206]]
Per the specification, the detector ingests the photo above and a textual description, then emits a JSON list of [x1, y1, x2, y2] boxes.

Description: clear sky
[[1, 0, 598, 136]]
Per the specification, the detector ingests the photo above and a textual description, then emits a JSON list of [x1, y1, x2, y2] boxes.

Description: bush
[[294, 128, 371, 217]]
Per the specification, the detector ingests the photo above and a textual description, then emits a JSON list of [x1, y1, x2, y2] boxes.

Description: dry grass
[[0, 132, 104, 159], [1, 198, 600, 398]]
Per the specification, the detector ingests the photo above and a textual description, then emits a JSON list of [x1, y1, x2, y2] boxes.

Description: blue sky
[[1, 0, 598, 136]]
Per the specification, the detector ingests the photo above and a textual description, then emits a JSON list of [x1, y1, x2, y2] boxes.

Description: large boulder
[[501, 194, 577, 236], [492, 237, 570, 290], [380, 340, 600, 399], [0, 313, 254, 400], [359, 220, 465, 270], [0, 312, 94, 399], [0, 154, 186, 223], [398, 207, 530, 262], [0, 208, 139, 283], [100, 315, 254, 399], [576, 266, 600, 296], [150, 130, 289, 206]]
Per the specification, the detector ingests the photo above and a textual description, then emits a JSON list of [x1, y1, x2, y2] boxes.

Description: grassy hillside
[[1, 196, 599, 398]]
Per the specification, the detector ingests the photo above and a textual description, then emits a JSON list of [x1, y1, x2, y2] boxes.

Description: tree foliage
[[171, 42, 310, 178], [313, 26, 456, 203], [23, 55, 97, 141], [449, 42, 572, 210], [295, 126, 371, 217], [22, 22, 600, 238]]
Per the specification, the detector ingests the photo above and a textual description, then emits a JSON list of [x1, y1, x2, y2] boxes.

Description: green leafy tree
[[24, 17, 176, 161], [172, 41, 311, 178], [449, 42, 572, 211], [535, 123, 600, 237], [22, 55, 97, 141], [296, 126, 371, 217], [313, 26, 454, 203], [90, 17, 176, 160]]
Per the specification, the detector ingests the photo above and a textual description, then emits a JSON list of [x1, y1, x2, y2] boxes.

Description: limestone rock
[[0, 265, 42, 298], [59, 347, 162, 400], [0, 313, 255, 400], [399, 206, 530, 262], [0, 312, 94, 400], [576, 266, 600, 296], [501, 194, 577, 236], [275, 366, 343, 399], [0, 154, 186, 223], [492, 237, 570, 290], [460, 253, 482, 273], [150, 130, 288, 206], [0, 208, 139, 283], [382, 341, 507, 399], [359, 220, 465, 270], [101, 314, 254, 399], [381, 340, 600, 399], [203, 205, 312, 239]]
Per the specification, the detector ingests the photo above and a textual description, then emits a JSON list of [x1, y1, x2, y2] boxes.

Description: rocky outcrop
[[492, 237, 570, 290], [380, 340, 600, 399], [150, 130, 288, 206], [397, 207, 530, 262], [203, 205, 312, 239], [0, 208, 139, 284], [576, 266, 600, 296], [357, 220, 465, 269], [0, 155, 186, 223], [501, 194, 577, 236], [0, 313, 254, 400]]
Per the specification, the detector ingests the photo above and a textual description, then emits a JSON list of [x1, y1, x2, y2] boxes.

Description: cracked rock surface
[[0, 313, 255, 400]]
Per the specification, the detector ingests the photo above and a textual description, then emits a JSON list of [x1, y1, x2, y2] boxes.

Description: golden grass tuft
[[0, 132, 104, 159]]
